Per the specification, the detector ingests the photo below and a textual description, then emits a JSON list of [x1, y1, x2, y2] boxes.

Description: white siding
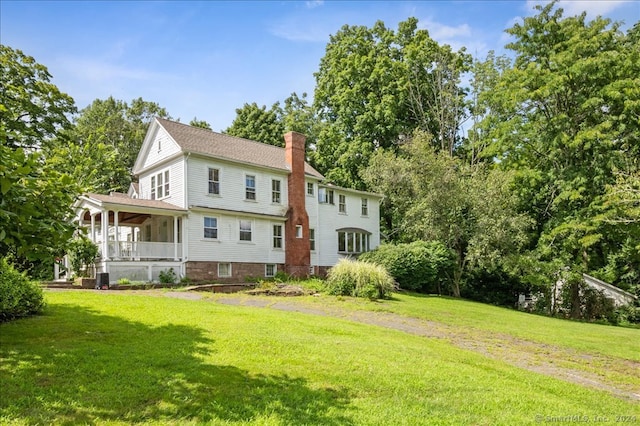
[[305, 180, 321, 266], [314, 190, 380, 267], [138, 157, 185, 208], [186, 211, 286, 264], [142, 127, 181, 169], [187, 156, 289, 217]]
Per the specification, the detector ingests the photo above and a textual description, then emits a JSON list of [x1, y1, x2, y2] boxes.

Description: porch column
[[173, 215, 179, 261], [90, 213, 96, 243], [114, 210, 120, 259], [101, 209, 109, 260]]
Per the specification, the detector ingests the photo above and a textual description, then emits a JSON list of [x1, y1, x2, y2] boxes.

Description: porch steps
[[40, 281, 77, 289]]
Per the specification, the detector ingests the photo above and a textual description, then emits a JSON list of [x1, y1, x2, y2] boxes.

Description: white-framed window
[[309, 228, 315, 251], [245, 175, 256, 200], [318, 188, 334, 204], [239, 220, 252, 241], [307, 182, 314, 196], [272, 179, 281, 203], [296, 225, 303, 238], [218, 263, 231, 278], [273, 224, 283, 249], [338, 230, 370, 254], [361, 198, 369, 216], [338, 194, 346, 213], [265, 264, 276, 278], [150, 170, 170, 200], [208, 168, 220, 195], [204, 217, 218, 239]]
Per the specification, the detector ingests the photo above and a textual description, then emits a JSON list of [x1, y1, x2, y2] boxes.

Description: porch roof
[[76, 193, 186, 225]]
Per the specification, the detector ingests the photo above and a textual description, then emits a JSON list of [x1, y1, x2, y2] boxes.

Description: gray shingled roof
[[157, 118, 324, 179]]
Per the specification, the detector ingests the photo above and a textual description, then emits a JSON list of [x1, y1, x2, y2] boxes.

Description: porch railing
[[106, 241, 182, 260]]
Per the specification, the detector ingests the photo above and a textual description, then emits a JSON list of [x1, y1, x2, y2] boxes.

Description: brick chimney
[[284, 131, 310, 278]]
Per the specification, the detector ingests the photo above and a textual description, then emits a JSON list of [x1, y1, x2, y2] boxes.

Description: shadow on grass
[[0, 304, 353, 425]]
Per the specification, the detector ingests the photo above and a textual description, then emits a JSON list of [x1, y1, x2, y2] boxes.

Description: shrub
[[67, 235, 99, 278], [159, 268, 177, 284], [359, 241, 453, 292], [0, 258, 45, 322], [325, 259, 395, 300]]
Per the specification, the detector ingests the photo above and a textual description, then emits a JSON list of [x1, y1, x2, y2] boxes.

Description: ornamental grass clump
[[325, 259, 395, 300]]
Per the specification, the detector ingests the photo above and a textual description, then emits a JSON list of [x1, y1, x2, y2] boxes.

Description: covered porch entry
[[75, 193, 188, 283]]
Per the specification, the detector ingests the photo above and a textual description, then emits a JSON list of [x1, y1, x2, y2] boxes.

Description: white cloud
[[422, 20, 472, 41], [305, 0, 324, 9], [525, 0, 629, 17]]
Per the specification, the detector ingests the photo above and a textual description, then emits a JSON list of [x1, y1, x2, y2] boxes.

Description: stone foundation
[[185, 261, 285, 283]]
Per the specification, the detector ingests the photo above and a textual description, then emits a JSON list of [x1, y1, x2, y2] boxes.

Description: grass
[[1, 291, 638, 425], [269, 291, 640, 361]]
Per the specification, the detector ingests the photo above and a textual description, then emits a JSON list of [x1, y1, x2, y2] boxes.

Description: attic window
[[151, 170, 170, 200]]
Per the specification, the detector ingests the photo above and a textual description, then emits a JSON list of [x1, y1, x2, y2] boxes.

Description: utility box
[[96, 273, 110, 290]]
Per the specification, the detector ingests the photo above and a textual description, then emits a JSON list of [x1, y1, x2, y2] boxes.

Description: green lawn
[[1, 291, 638, 425]]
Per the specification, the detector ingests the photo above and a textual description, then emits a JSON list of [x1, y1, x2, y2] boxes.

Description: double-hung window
[[338, 194, 346, 213], [307, 182, 314, 196], [208, 168, 220, 195], [273, 224, 283, 249], [318, 188, 334, 204], [272, 179, 281, 203], [150, 170, 170, 200], [361, 198, 369, 216], [239, 220, 252, 241], [245, 175, 256, 200], [204, 217, 218, 239], [309, 228, 315, 251]]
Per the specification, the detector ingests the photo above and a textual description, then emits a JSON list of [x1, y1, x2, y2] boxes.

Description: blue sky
[[2, 1, 638, 132]]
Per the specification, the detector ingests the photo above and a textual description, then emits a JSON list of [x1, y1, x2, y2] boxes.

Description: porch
[[96, 260, 184, 284], [105, 241, 183, 260], [74, 193, 188, 281]]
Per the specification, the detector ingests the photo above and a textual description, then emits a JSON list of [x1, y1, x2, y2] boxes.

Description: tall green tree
[[225, 102, 285, 147], [60, 96, 170, 193], [225, 93, 319, 156], [313, 18, 469, 188], [189, 117, 212, 130], [0, 45, 76, 150], [0, 45, 79, 277], [363, 131, 533, 297], [477, 2, 640, 286]]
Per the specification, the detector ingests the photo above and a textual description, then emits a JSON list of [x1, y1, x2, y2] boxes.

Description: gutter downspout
[[182, 152, 190, 278]]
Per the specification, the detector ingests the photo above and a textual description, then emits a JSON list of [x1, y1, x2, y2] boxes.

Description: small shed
[[582, 274, 637, 307]]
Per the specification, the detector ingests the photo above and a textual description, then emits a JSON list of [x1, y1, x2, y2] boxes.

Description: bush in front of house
[[325, 259, 395, 300], [0, 257, 45, 322], [67, 235, 99, 278], [159, 268, 178, 284], [359, 241, 453, 293]]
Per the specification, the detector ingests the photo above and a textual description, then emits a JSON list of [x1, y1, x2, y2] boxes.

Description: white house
[[74, 118, 381, 283]]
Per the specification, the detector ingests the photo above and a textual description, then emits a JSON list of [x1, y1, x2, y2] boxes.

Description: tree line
[[1, 3, 638, 308]]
